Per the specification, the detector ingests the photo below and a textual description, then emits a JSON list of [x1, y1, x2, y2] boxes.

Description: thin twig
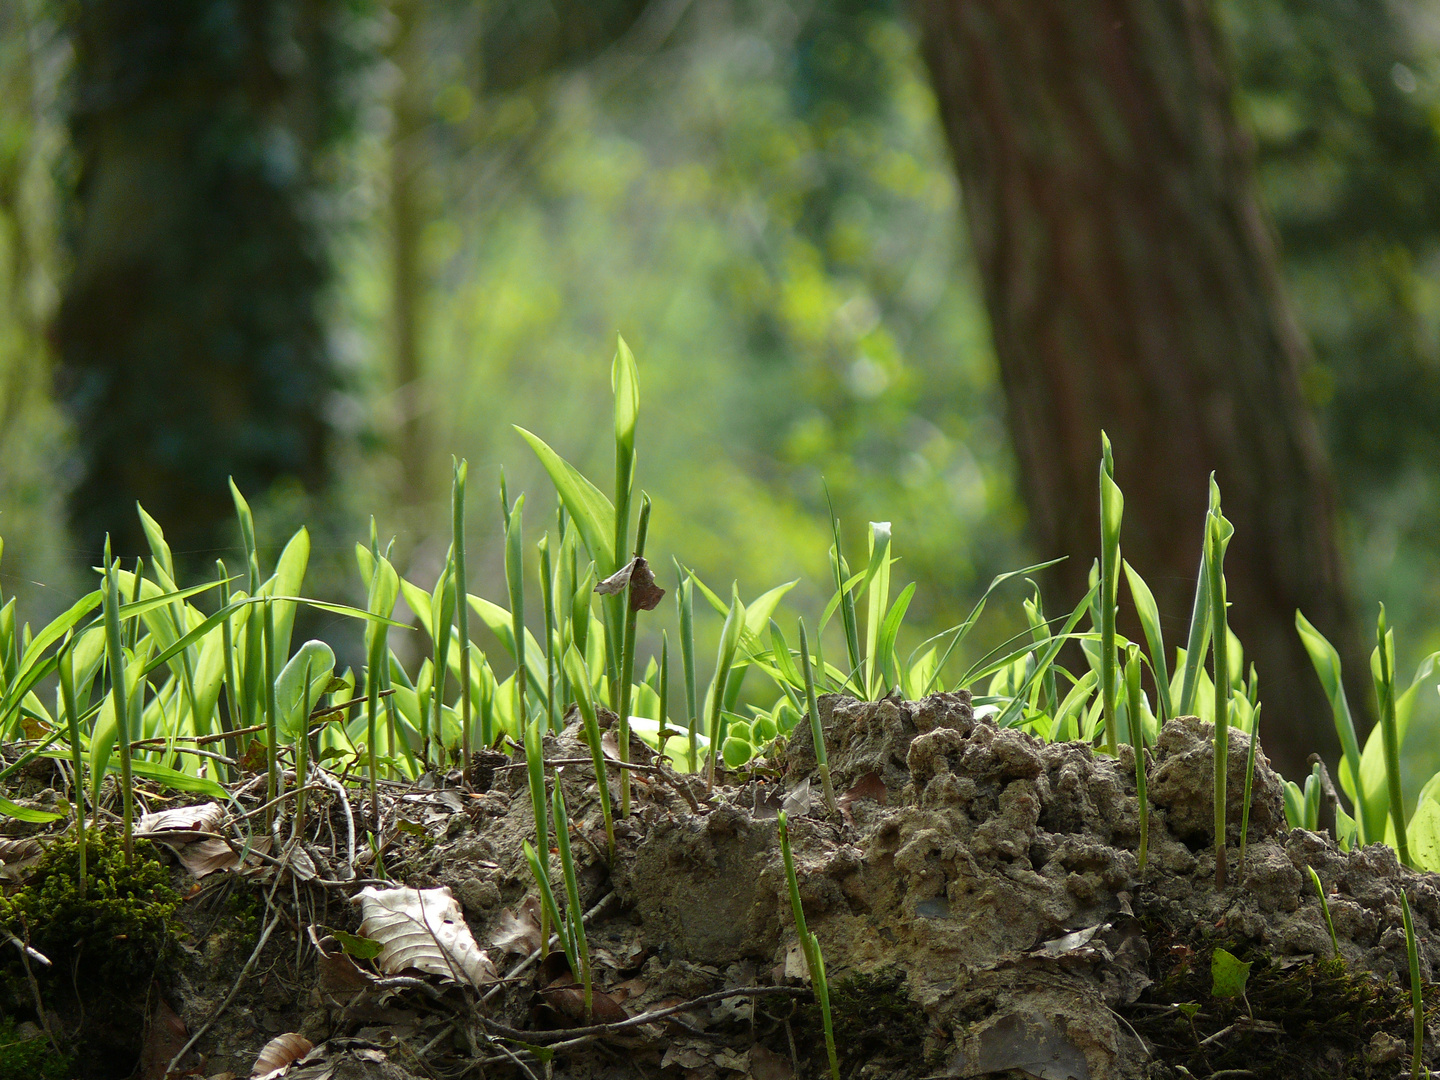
[[481, 985, 813, 1048]]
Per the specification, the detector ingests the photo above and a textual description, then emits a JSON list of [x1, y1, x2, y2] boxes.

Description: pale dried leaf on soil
[[489, 898, 542, 955], [354, 885, 496, 986], [251, 1032, 314, 1078]]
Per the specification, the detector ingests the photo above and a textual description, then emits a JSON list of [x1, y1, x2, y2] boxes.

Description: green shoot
[[453, 459, 473, 775], [705, 584, 745, 791], [1239, 704, 1262, 876], [1099, 432, 1123, 757], [263, 600, 280, 830], [101, 536, 134, 864], [1307, 866, 1340, 961], [552, 784, 593, 1020], [217, 559, 240, 775], [1402, 890, 1424, 1079], [58, 635, 86, 888], [523, 838, 572, 970], [1375, 604, 1411, 868], [1177, 482, 1222, 716], [862, 522, 892, 699], [676, 563, 698, 772], [504, 490, 527, 738], [615, 494, 653, 817], [607, 337, 640, 702], [563, 645, 615, 860], [778, 811, 839, 1080], [800, 619, 837, 815], [827, 495, 863, 696], [1296, 611, 1371, 842], [539, 534, 558, 738], [1206, 493, 1235, 888], [1122, 561, 1170, 722], [1124, 643, 1148, 873], [524, 717, 550, 960]]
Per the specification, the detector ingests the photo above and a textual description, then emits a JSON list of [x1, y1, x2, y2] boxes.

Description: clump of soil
[[4, 693, 1438, 1080]]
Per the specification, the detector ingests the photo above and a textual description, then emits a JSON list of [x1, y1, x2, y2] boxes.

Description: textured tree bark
[[913, 0, 1369, 780]]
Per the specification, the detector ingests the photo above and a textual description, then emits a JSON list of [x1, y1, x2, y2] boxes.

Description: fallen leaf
[[353, 885, 496, 987], [138, 995, 190, 1080], [137, 801, 225, 839], [0, 837, 43, 882], [965, 1011, 1091, 1080], [331, 929, 382, 960], [173, 837, 239, 878], [539, 974, 629, 1023], [838, 771, 887, 824], [749, 1045, 794, 1080], [251, 1033, 314, 1078], [781, 777, 812, 818], [489, 899, 542, 956], [308, 928, 373, 1007], [1032, 923, 1103, 958]]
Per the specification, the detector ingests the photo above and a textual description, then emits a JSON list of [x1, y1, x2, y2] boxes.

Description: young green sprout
[[504, 489, 527, 736], [1402, 890, 1424, 1079], [1307, 866, 1340, 961], [58, 635, 86, 888], [523, 838, 572, 972], [1238, 704, 1262, 877], [552, 784, 593, 1020], [453, 459, 473, 776], [524, 717, 551, 960], [705, 585, 745, 791], [101, 536, 135, 864], [1375, 604, 1411, 868], [778, 811, 839, 1080], [563, 645, 615, 860], [1098, 432, 1123, 757], [1124, 643, 1148, 873], [262, 600, 281, 831], [799, 619, 837, 816], [1205, 494, 1234, 888], [614, 494, 654, 817], [539, 533, 558, 739], [676, 563, 698, 773]]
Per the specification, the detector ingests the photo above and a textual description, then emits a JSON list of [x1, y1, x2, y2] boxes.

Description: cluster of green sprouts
[[0, 339, 1434, 1062]]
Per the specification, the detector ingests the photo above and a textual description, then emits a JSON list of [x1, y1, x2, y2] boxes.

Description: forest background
[[1, 0, 1439, 795]]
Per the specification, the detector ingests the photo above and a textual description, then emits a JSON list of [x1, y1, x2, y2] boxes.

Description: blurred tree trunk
[[913, 0, 1368, 780], [54, 0, 355, 564]]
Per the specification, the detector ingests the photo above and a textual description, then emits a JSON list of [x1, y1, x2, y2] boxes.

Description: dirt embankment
[[6, 692, 1438, 1080]]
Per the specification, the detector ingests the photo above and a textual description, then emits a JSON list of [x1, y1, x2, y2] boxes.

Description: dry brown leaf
[[251, 1032, 314, 1078], [748, 1045, 794, 1080], [136, 801, 225, 839], [173, 837, 239, 878], [307, 926, 373, 1006], [838, 771, 887, 825], [0, 837, 43, 883], [138, 996, 190, 1080], [593, 557, 665, 610], [353, 885, 496, 987], [489, 898, 542, 956], [539, 974, 629, 1024]]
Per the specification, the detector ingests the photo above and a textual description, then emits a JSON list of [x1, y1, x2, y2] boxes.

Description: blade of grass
[[1099, 433, 1123, 757], [1125, 643, 1149, 873], [1206, 496, 1235, 888], [676, 563, 698, 773], [453, 459, 473, 777], [101, 537, 134, 864], [1375, 605, 1410, 868]]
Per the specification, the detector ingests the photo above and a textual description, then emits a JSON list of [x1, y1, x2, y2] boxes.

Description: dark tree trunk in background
[[913, 0, 1370, 781], [55, 0, 355, 564]]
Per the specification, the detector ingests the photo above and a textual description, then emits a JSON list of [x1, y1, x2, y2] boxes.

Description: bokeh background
[[3, 0, 1440, 789]]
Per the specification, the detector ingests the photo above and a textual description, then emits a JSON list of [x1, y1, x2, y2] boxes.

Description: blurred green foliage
[[2, 1, 1440, 782]]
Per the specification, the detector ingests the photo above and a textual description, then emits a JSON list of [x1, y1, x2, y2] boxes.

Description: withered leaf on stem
[[594, 557, 666, 611], [251, 1032, 315, 1078]]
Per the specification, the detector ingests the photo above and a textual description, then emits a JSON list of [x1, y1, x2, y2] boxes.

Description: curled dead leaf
[[136, 801, 225, 839], [838, 771, 887, 825], [353, 885, 496, 987], [251, 1032, 314, 1078], [539, 974, 629, 1024], [489, 897, 542, 956], [594, 557, 665, 611]]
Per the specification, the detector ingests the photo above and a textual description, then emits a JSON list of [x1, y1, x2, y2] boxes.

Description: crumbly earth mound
[[6, 693, 1438, 1079]]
